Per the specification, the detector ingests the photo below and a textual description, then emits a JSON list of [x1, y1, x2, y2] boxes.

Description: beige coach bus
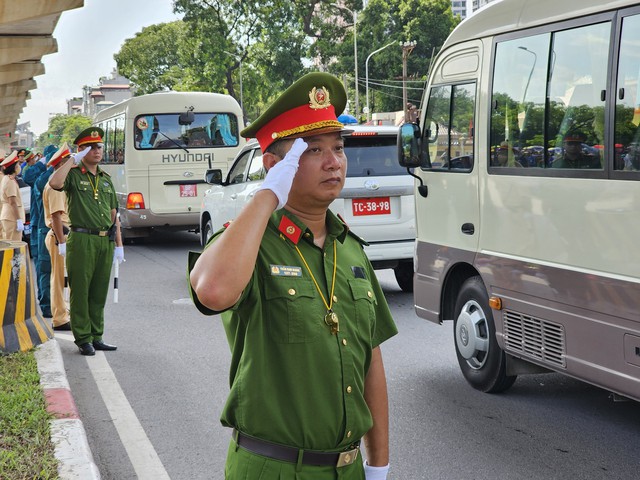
[[399, 0, 640, 400], [94, 91, 245, 239]]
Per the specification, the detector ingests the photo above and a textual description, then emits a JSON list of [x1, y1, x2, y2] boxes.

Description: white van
[[200, 125, 416, 291], [94, 91, 245, 239]]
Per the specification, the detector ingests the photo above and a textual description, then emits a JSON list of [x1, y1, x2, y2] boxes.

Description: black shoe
[[42, 311, 53, 318], [53, 322, 72, 331], [93, 340, 117, 351], [78, 343, 96, 356]]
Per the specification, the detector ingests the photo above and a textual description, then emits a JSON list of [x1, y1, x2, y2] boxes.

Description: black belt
[[233, 429, 359, 468], [70, 227, 109, 237]]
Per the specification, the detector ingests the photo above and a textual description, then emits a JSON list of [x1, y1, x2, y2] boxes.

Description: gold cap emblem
[[309, 86, 331, 110], [91, 130, 100, 138]]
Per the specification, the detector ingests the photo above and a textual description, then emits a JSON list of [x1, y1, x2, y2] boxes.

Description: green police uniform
[[189, 209, 397, 479], [63, 162, 117, 346]]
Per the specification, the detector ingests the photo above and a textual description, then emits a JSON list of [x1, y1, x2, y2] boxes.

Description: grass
[[0, 350, 59, 480]]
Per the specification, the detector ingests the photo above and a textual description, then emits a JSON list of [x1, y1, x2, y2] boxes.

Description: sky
[[19, 0, 182, 136]]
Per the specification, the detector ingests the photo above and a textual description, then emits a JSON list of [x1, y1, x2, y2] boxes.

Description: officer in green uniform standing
[[49, 127, 124, 356], [189, 72, 397, 480]]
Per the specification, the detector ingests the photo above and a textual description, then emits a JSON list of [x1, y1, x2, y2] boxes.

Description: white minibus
[[94, 91, 245, 239], [399, 0, 640, 401]]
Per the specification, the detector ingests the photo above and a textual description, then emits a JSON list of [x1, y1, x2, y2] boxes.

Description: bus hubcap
[[455, 300, 490, 369]]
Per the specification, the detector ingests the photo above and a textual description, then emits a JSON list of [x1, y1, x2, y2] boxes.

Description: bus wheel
[[202, 220, 215, 247], [393, 261, 414, 292], [453, 276, 516, 393]]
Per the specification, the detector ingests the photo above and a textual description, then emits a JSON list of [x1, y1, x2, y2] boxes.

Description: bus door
[[414, 81, 480, 322]]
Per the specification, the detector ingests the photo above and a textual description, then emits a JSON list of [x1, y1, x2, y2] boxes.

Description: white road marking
[[56, 333, 170, 479]]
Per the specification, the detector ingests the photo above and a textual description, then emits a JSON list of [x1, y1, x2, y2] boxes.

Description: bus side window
[[548, 23, 608, 170], [424, 83, 475, 171], [490, 33, 550, 168], [615, 13, 640, 173]]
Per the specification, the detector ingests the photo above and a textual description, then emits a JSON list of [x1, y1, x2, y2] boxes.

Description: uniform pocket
[[348, 278, 376, 333], [264, 277, 323, 343]]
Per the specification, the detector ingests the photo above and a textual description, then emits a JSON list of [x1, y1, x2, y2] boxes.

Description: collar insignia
[[278, 215, 302, 244], [308, 86, 331, 110]]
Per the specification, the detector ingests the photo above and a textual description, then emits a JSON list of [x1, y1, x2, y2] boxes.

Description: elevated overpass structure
[[0, 0, 84, 151]]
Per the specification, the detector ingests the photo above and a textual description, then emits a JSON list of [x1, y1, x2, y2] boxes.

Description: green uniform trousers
[[225, 441, 365, 480], [66, 232, 114, 345]]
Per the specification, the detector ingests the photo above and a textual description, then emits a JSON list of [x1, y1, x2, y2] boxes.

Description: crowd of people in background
[[0, 144, 72, 330]]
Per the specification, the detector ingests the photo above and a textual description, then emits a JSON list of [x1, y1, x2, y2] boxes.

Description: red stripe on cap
[[76, 135, 102, 146], [256, 103, 339, 152]]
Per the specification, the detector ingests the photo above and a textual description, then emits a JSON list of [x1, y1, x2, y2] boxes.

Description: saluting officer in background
[[24, 143, 58, 318], [43, 143, 75, 331], [49, 127, 124, 356], [190, 72, 397, 480]]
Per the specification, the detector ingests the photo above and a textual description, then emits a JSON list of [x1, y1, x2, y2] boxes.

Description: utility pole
[[402, 41, 416, 122]]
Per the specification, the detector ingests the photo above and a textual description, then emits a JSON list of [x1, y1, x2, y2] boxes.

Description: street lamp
[[223, 51, 244, 116], [331, 3, 358, 118], [365, 40, 396, 122]]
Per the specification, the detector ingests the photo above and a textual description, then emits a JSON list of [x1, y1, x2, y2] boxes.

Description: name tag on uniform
[[270, 265, 302, 277], [80, 180, 90, 186]]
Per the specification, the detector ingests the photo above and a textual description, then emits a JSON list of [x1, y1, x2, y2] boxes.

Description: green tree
[[36, 114, 92, 149], [321, 0, 459, 115], [112, 0, 460, 123], [114, 21, 187, 95]]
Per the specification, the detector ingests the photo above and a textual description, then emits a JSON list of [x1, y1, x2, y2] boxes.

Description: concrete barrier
[[0, 239, 52, 353]]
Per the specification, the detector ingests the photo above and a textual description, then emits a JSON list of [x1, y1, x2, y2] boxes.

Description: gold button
[[347, 430, 352, 438], [342, 339, 347, 346], [288, 289, 296, 295], [333, 295, 338, 303], [304, 232, 311, 237], [367, 291, 373, 298], [346, 386, 352, 394]]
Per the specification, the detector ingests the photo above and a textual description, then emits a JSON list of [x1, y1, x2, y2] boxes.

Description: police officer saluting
[[190, 72, 397, 479], [49, 128, 124, 356]]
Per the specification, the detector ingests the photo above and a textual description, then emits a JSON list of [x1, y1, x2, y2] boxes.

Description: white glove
[[16, 219, 24, 232], [257, 137, 307, 209], [58, 242, 66, 256], [72, 147, 91, 164], [113, 246, 125, 264], [364, 462, 390, 480]]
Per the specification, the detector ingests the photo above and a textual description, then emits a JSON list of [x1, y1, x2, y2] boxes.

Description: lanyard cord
[[293, 240, 337, 312], [85, 168, 99, 199]]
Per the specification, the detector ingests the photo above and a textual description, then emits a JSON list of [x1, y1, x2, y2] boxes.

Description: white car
[[199, 125, 416, 291]]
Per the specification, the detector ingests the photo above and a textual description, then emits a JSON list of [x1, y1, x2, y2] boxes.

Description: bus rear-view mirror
[[398, 122, 421, 168], [179, 111, 195, 125], [204, 169, 223, 185]]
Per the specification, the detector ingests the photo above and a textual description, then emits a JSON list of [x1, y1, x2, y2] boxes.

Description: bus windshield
[[134, 112, 240, 150]]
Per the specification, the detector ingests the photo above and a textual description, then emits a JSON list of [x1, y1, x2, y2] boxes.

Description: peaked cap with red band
[[48, 142, 71, 167], [240, 72, 348, 152], [0, 150, 19, 167], [73, 126, 104, 147]]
